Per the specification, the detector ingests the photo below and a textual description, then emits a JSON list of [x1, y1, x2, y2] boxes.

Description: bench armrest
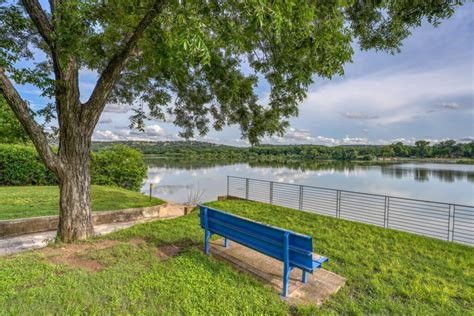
[[312, 256, 328, 269]]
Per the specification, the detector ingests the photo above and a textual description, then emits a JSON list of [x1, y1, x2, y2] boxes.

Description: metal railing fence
[[226, 176, 473, 246]]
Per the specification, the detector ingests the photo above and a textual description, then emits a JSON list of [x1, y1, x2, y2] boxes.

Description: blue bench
[[199, 205, 328, 297]]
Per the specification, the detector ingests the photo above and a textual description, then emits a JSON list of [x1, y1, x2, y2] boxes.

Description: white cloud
[[233, 138, 250, 147], [103, 103, 130, 113], [440, 102, 462, 110], [93, 124, 179, 142], [193, 135, 220, 143], [426, 102, 466, 113], [149, 112, 176, 123], [263, 126, 473, 146], [301, 63, 472, 125], [130, 125, 167, 137], [377, 136, 474, 146], [98, 117, 112, 124], [94, 130, 122, 141], [314, 136, 368, 146], [458, 136, 474, 143], [262, 127, 369, 146], [272, 127, 315, 143], [341, 112, 379, 120]]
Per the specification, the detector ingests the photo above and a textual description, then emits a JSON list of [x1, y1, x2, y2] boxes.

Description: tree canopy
[[1, 0, 461, 144]]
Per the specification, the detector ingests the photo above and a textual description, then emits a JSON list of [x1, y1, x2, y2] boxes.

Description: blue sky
[[19, 3, 474, 146]]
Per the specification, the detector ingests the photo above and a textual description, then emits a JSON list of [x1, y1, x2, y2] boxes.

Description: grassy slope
[[0, 200, 472, 314], [0, 185, 164, 220]]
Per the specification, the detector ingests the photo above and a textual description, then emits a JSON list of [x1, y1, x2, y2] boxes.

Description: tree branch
[[0, 68, 62, 175], [21, 0, 63, 81], [48, 0, 60, 15], [84, 0, 165, 133], [21, 0, 54, 49]]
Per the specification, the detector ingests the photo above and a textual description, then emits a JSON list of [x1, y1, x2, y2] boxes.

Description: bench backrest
[[200, 206, 315, 272]]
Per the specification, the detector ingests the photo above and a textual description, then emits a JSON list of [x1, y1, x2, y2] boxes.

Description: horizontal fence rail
[[227, 176, 473, 246]]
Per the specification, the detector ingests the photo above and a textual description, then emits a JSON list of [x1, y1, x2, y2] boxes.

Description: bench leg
[[302, 270, 307, 284], [204, 230, 211, 255], [283, 264, 290, 297], [224, 238, 229, 248], [282, 231, 290, 297]]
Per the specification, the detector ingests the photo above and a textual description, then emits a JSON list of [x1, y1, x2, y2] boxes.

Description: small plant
[[185, 183, 205, 206]]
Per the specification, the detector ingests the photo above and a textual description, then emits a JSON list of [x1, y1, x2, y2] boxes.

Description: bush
[[0, 144, 147, 191], [91, 145, 147, 191], [0, 144, 58, 185]]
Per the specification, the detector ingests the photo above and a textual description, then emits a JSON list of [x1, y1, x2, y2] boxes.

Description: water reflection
[[146, 158, 474, 183], [381, 164, 474, 183], [142, 158, 474, 205]]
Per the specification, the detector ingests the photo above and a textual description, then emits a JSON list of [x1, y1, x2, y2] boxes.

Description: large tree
[[0, 0, 460, 241]]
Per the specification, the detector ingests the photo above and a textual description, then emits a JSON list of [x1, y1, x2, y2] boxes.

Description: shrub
[[0, 144, 147, 191], [91, 145, 147, 191], [0, 144, 58, 185]]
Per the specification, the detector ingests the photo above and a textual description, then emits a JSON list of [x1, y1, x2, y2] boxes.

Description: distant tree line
[[92, 140, 474, 161]]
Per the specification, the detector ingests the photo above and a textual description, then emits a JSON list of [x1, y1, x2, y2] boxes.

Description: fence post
[[299, 185, 303, 210], [387, 197, 390, 228], [270, 181, 273, 204], [336, 190, 341, 218], [452, 205, 456, 242], [383, 196, 388, 228], [448, 204, 454, 242], [245, 178, 249, 200], [227, 176, 229, 196]]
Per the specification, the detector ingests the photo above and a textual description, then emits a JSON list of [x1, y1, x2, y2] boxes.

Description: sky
[[18, 3, 474, 146]]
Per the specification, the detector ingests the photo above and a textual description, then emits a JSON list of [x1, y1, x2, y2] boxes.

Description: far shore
[[142, 155, 474, 165]]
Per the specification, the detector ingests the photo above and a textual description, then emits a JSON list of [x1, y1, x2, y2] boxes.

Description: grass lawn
[[0, 200, 472, 314], [0, 185, 165, 220]]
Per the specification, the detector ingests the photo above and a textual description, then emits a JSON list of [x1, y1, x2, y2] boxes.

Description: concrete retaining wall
[[0, 204, 165, 238]]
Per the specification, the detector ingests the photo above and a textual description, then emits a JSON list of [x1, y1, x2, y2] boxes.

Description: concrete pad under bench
[[207, 238, 345, 307]]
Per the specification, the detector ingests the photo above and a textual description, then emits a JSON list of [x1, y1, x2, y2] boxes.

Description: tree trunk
[[57, 144, 94, 242]]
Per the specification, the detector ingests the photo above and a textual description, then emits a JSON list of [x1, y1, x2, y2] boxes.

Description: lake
[[141, 159, 474, 206]]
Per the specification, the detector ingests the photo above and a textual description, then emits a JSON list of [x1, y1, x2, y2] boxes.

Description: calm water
[[141, 159, 474, 206]]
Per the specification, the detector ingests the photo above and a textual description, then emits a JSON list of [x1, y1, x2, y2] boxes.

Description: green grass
[[0, 200, 472, 314], [0, 185, 165, 220]]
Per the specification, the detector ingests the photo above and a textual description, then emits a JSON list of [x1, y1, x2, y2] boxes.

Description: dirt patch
[[49, 255, 104, 272], [156, 245, 183, 261], [42, 239, 185, 269], [130, 238, 147, 245], [42, 240, 119, 272], [41, 240, 119, 256]]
